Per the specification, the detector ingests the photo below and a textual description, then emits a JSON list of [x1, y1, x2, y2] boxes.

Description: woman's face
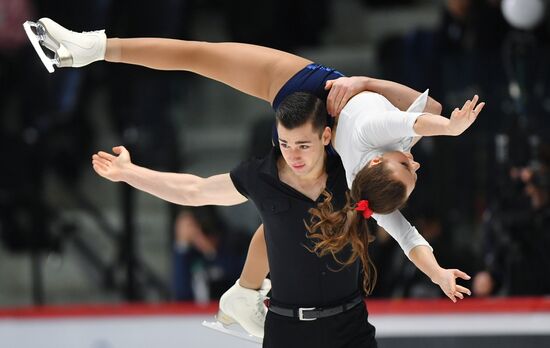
[[370, 151, 420, 197]]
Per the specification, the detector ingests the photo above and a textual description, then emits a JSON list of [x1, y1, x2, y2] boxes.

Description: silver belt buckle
[[298, 307, 317, 321]]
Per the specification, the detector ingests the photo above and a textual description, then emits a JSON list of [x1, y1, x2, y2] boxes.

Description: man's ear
[[322, 126, 332, 145]]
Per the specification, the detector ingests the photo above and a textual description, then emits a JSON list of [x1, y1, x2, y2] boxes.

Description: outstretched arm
[[413, 95, 485, 136], [105, 38, 311, 104], [92, 146, 247, 206]]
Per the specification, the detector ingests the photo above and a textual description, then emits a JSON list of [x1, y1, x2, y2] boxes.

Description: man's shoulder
[[231, 149, 278, 179]]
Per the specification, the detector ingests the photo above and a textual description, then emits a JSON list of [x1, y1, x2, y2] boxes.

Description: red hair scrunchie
[[355, 200, 373, 219]]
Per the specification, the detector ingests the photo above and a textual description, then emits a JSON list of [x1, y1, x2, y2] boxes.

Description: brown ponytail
[[306, 161, 408, 294]]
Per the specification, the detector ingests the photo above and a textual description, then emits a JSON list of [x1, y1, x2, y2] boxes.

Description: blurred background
[[1, 0, 550, 308]]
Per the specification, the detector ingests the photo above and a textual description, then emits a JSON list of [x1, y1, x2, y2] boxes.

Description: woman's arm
[[413, 95, 484, 136], [409, 245, 471, 303], [92, 146, 247, 206]]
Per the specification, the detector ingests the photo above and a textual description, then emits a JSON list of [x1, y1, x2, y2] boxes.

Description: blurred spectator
[[172, 206, 250, 302], [473, 143, 550, 297]]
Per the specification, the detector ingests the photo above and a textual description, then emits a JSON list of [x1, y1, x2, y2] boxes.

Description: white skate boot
[[23, 18, 106, 73], [202, 278, 270, 343]]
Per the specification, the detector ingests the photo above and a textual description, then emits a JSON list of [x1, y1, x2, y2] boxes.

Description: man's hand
[[447, 95, 485, 136], [431, 268, 472, 303], [325, 76, 370, 117], [92, 146, 131, 182]]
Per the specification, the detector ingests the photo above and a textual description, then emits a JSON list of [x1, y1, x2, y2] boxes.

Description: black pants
[[263, 302, 377, 348]]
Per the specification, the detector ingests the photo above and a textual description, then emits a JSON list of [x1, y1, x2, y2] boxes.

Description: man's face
[[277, 122, 331, 177], [370, 151, 420, 196]]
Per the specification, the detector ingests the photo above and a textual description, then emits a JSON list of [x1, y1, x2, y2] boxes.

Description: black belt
[[268, 295, 363, 321]]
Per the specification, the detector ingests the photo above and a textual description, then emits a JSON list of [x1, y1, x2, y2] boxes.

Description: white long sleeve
[[373, 210, 432, 258]]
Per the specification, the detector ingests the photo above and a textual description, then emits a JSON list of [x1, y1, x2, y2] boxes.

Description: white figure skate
[[23, 18, 106, 73], [202, 278, 270, 344]]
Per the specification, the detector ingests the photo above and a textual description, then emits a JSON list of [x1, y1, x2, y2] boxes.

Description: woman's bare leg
[[105, 38, 311, 104]]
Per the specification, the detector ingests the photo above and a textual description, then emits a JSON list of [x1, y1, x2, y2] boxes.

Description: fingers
[[92, 162, 107, 175], [325, 80, 334, 91], [473, 102, 485, 117], [91, 154, 104, 163], [453, 269, 472, 280], [92, 156, 110, 176], [460, 95, 478, 112], [332, 88, 347, 117], [326, 85, 338, 116], [456, 285, 472, 296], [451, 285, 472, 302], [446, 292, 457, 303], [336, 90, 354, 116], [461, 98, 471, 110], [327, 85, 345, 116], [466, 95, 478, 116], [112, 145, 125, 154], [453, 269, 472, 281], [470, 95, 479, 109], [446, 270, 472, 302], [92, 154, 111, 167], [97, 151, 116, 161]]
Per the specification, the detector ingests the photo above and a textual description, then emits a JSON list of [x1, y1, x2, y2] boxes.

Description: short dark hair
[[275, 92, 328, 134]]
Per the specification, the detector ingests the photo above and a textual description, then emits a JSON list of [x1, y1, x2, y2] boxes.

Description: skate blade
[[202, 320, 262, 344], [23, 21, 57, 73]]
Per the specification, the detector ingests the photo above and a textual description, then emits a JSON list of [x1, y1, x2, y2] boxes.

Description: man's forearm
[[363, 78, 442, 114], [120, 163, 204, 206]]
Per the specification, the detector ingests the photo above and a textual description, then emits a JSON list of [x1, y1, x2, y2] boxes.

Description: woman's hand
[[432, 268, 472, 303], [447, 95, 485, 136]]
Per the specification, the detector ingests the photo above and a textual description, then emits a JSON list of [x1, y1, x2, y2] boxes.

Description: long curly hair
[[306, 161, 408, 294]]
